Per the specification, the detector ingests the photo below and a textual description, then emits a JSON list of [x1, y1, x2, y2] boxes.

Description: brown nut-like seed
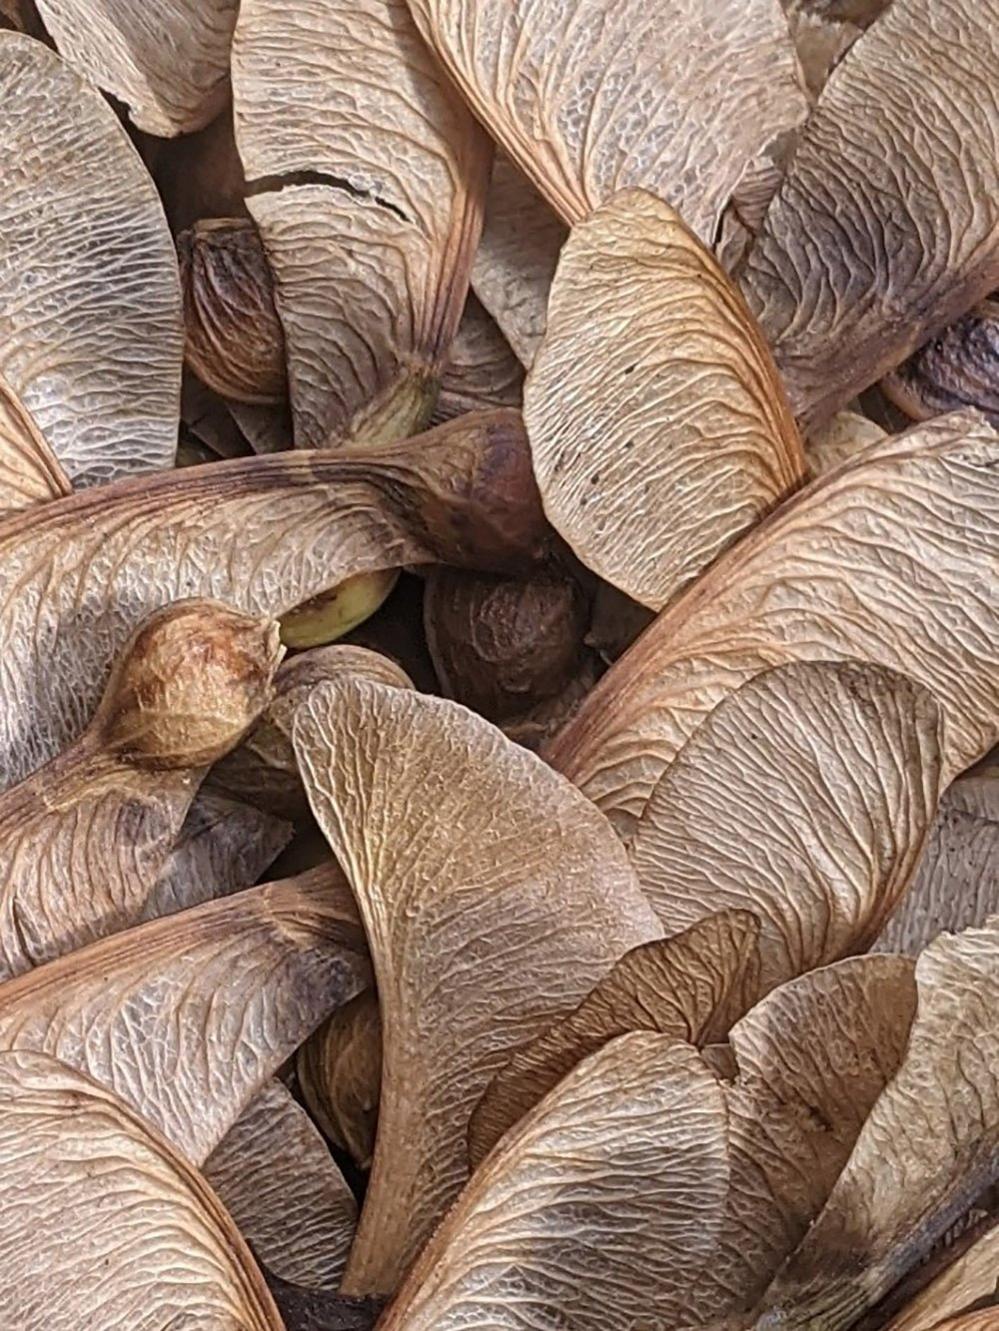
[[425, 568, 589, 722], [178, 218, 287, 405], [98, 598, 283, 770]]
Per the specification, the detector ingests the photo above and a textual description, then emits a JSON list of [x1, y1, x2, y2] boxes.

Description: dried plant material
[[212, 643, 412, 821], [586, 582, 656, 663], [266, 1278, 384, 1331], [525, 191, 806, 610], [874, 762, 999, 957], [381, 1033, 730, 1331], [885, 1224, 999, 1331], [0, 374, 71, 516], [179, 217, 287, 405], [156, 104, 249, 235], [0, 33, 183, 488], [425, 568, 588, 722], [783, 9, 864, 97], [742, 0, 999, 430], [0, 600, 281, 979], [0, 869, 369, 1164], [680, 958, 918, 1323], [0, 409, 546, 788], [807, 409, 887, 477], [500, 650, 604, 753], [471, 157, 567, 367], [0, 1050, 283, 1330], [753, 917, 999, 1331], [281, 570, 400, 650], [630, 662, 942, 996], [468, 910, 762, 1164], [293, 677, 661, 1293], [34, 0, 237, 136], [299, 990, 382, 1171], [882, 299, 999, 430], [229, 400, 294, 455], [205, 1080, 357, 1290], [144, 789, 292, 922], [181, 370, 253, 461], [407, 0, 806, 244], [548, 414, 999, 837], [231, 0, 490, 449], [384, 951, 914, 1331], [434, 295, 525, 423]]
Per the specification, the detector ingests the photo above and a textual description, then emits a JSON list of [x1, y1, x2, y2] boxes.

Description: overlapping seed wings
[[382, 958, 914, 1331], [882, 298, 999, 429], [293, 677, 661, 1294], [742, 0, 999, 429], [0, 34, 183, 487], [525, 190, 806, 610], [34, 0, 238, 135], [874, 759, 999, 956], [144, 789, 292, 922], [0, 411, 545, 788], [232, 0, 490, 448], [299, 990, 382, 1171], [0, 1050, 283, 1331], [547, 414, 999, 837], [380, 1034, 730, 1331], [629, 662, 943, 994], [469, 910, 762, 1164], [884, 1224, 999, 1331], [205, 1079, 358, 1291], [210, 643, 412, 820], [0, 601, 281, 979], [434, 295, 525, 422], [0, 375, 71, 516], [470, 157, 567, 368], [751, 917, 999, 1331], [0, 868, 369, 1164], [405, 0, 807, 241]]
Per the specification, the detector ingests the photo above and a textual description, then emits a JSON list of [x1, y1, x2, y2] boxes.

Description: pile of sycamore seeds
[[0, 0, 996, 1328]]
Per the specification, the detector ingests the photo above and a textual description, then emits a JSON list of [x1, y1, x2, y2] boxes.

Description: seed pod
[[178, 217, 287, 405], [425, 568, 588, 721], [98, 599, 283, 769]]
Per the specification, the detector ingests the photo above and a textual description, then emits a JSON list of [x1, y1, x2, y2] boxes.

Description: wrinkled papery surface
[[742, 0, 999, 429], [525, 190, 805, 610], [471, 157, 567, 368], [0, 871, 369, 1164], [35, 0, 238, 134], [380, 1034, 730, 1331], [405, 0, 806, 240], [434, 295, 525, 423], [0, 374, 70, 515], [210, 643, 412, 821], [687, 956, 917, 1323], [875, 761, 999, 956], [0, 1050, 282, 1330], [469, 910, 762, 1164], [384, 954, 914, 1331], [205, 1079, 358, 1290], [0, 34, 183, 487], [233, 0, 490, 448], [885, 1223, 999, 1331], [754, 917, 999, 1331], [299, 989, 382, 1171], [630, 661, 943, 995], [548, 414, 999, 838], [0, 600, 282, 978], [0, 411, 545, 788], [143, 789, 291, 922], [883, 298, 999, 431], [806, 410, 887, 477], [293, 678, 660, 1294]]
